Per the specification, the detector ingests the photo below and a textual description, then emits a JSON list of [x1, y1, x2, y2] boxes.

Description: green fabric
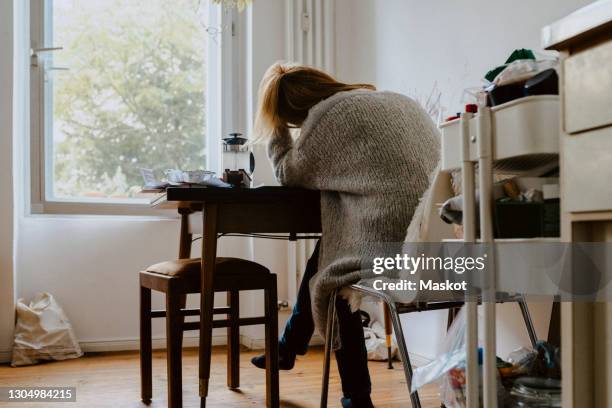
[[485, 48, 536, 82]]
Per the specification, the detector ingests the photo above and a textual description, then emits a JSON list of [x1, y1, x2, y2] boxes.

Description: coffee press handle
[[249, 152, 256, 175]]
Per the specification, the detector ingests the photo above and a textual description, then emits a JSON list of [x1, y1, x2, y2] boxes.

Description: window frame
[[29, 0, 241, 216]]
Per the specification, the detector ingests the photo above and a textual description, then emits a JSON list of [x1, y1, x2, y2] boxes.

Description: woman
[[250, 63, 439, 408]]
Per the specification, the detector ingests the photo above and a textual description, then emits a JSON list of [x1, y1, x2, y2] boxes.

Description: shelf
[[442, 237, 560, 243], [439, 95, 560, 174], [443, 237, 561, 296]]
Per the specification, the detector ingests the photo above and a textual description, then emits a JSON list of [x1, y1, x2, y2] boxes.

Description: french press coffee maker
[[222, 132, 255, 187]]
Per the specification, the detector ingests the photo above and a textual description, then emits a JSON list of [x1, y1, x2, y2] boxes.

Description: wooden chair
[[139, 210, 279, 408]]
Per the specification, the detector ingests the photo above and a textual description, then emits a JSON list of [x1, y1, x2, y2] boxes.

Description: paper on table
[[141, 167, 232, 189], [139, 168, 169, 189], [201, 178, 232, 188]]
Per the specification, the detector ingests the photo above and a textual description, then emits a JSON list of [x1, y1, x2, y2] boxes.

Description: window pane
[[48, 0, 209, 200]]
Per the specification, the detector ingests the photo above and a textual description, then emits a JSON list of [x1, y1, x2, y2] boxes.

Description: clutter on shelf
[[484, 49, 559, 107], [439, 176, 560, 238], [411, 307, 562, 407], [442, 49, 559, 122]]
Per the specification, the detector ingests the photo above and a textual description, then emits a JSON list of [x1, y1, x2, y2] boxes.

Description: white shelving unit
[[440, 95, 560, 174], [439, 95, 561, 407]]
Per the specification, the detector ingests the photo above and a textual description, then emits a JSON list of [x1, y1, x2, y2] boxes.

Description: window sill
[[31, 199, 177, 218]]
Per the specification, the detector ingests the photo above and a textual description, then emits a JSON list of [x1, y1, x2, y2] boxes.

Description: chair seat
[[143, 258, 271, 292], [146, 257, 269, 278]]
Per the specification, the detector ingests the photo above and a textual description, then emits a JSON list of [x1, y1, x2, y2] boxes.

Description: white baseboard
[[0, 332, 322, 363], [78, 332, 280, 353], [1, 337, 430, 369], [78, 334, 226, 353], [0, 335, 230, 364]]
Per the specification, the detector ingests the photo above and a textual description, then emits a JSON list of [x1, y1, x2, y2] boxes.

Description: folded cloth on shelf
[[439, 192, 484, 226], [440, 195, 465, 225]]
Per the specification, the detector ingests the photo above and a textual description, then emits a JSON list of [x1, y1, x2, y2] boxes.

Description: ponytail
[[252, 62, 375, 143]]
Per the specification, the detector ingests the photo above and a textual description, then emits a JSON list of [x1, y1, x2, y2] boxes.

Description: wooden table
[[152, 185, 321, 407]]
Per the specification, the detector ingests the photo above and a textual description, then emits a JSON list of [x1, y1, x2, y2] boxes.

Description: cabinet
[[543, 2, 612, 407]]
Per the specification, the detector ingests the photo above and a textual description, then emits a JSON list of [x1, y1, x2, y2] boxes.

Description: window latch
[[31, 46, 64, 67]]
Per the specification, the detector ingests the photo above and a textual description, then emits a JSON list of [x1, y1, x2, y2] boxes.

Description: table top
[[151, 185, 322, 234], [166, 185, 320, 203]]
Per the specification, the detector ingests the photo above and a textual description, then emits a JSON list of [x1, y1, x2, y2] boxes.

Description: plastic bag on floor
[[411, 307, 508, 407], [11, 292, 83, 367], [411, 307, 467, 395]]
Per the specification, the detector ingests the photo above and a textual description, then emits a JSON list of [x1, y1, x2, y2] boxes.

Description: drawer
[[439, 118, 477, 170], [564, 39, 612, 134], [562, 126, 612, 212], [438, 96, 559, 172]]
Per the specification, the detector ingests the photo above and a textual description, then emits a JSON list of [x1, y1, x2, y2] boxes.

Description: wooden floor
[[0, 347, 440, 407]]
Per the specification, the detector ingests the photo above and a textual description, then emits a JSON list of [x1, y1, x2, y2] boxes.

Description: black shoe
[[250, 343, 296, 370], [341, 395, 374, 408]]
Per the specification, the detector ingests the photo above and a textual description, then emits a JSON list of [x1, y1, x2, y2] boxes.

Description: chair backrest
[[404, 167, 455, 243], [175, 210, 203, 259], [187, 212, 203, 235]]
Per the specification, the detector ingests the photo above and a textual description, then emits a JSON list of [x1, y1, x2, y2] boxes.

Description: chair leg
[[446, 307, 459, 330], [227, 290, 240, 389], [518, 298, 538, 348], [264, 278, 279, 408], [178, 294, 187, 346], [386, 301, 421, 408], [140, 285, 153, 404], [320, 290, 337, 408], [166, 285, 183, 408]]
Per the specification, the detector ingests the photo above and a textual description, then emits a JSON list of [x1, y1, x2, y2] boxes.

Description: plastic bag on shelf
[[11, 292, 83, 367], [491, 59, 557, 87], [507, 347, 537, 375]]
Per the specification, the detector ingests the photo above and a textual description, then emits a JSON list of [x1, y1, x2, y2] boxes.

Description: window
[[30, 0, 238, 214]]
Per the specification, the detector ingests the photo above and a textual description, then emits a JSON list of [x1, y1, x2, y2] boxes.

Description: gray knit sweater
[[267, 89, 440, 338]]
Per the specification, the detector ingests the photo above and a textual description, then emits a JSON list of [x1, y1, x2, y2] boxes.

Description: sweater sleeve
[[266, 97, 358, 189], [266, 127, 309, 187]]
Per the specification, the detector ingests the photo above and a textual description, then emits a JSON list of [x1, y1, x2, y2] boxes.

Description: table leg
[[227, 290, 240, 389], [178, 210, 192, 359], [265, 277, 279, 408], [200, 204, 218, 404]]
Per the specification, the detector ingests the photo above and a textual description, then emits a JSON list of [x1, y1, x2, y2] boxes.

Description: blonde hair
[[252, 62, 375, 142]]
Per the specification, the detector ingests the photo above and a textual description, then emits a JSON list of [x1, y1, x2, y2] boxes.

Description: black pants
[[280, 240, 372, 399]]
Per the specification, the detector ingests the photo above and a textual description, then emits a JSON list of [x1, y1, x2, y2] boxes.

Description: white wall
[[0, 0, 291, 361], [335, 0, 592, 361], [0, 0, 17, 363]]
